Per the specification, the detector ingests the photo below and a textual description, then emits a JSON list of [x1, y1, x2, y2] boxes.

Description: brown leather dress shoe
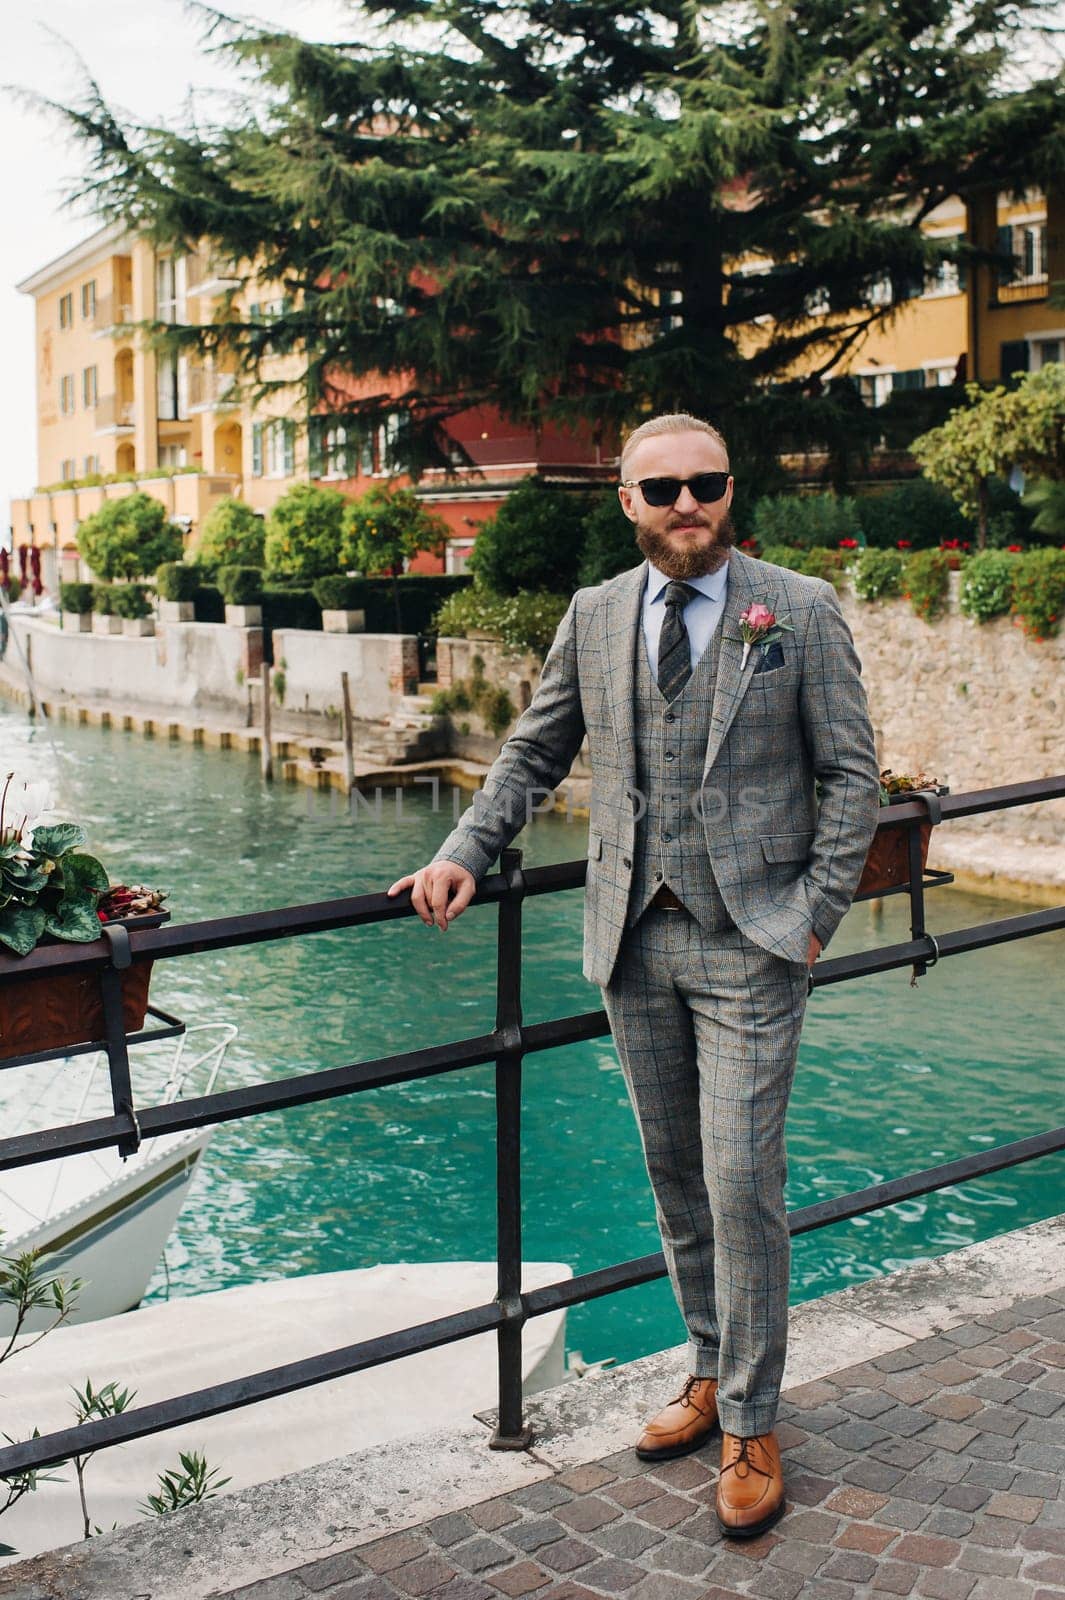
[[635, 1376, 719, 1461], [716, 1429, 786, 1537]]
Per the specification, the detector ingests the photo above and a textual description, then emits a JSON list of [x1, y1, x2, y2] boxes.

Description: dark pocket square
[[754, 640, 786, 673]]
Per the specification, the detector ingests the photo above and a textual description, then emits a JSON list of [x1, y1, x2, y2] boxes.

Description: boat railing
[[0, 774, 1063, 1476]]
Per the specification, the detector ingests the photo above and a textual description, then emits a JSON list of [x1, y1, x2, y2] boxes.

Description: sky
[[1, 0, 357, 525]]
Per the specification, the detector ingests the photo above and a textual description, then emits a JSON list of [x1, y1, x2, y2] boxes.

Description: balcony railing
[[91, 294, 133, 335], [93, 394, 136, 433], [994, 275, 1049, 305], [0, 774, 1062, 1478]]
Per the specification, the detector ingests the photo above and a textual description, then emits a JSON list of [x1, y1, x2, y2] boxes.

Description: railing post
[[490, 846, 533, 1450], [906, 790, 943, 983], [100, 923, 142, 1159]]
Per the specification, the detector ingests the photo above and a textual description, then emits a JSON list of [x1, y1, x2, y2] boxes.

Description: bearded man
[[389, 413, 880, 1537]]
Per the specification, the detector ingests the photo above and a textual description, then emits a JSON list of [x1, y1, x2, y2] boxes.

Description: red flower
[[838, 537, 859, 549], [1007, 544, 1023, 552], [896, 539, 911, 549]]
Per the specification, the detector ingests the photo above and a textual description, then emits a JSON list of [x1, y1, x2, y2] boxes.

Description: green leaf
[[2, 858, 50, 893], [59, 853, 110, 894], [31, 823, 86, 859], [0, 904, 47, 956], [44, 897, 102, 944]]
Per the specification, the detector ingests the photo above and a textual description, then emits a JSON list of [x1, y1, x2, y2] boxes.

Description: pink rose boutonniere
[[737, 601, 795, 671]]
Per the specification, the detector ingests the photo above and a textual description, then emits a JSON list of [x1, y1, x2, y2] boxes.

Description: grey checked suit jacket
[[433, 548, 881, 986]]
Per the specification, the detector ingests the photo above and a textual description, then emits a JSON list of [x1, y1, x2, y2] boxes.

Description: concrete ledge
[[3, 1212, 1063, 1600]]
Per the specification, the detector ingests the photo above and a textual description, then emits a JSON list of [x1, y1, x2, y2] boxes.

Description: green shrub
[[856, 480, 968, 551], [76, 493, 183, 580], [312, 575, 363, 611], [59, 581, 94, 614], [339, 486, 449, 582], [850, 548, 905, 602], [217, 565, 265, 606], [431, 666, 515, 735], [261, 588, 321, 634], [433, 584, 570, 658], [578, 493, 639, 585], [1021, 478, 1065, 544], [467, 477, 591, 596], [263, 484, 347, 581], [1010, 548, 1065, 640], [752, 492, 860, 551], [193, 583, 224, 623], [3, 576, 22, 603], [92, 584, 115, 615], [198, 497, 265, 568], [310, 572, 470, 632], [900, 549, 951, 622], [757, 543, 804, 571], [430, 684, 474, 715], [110, 583, 152, 620], [959, 550, 1019, 623], [155, 562, 200, 602]]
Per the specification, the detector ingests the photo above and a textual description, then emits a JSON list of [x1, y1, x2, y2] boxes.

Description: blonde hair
[[620, 413, 730, 478]]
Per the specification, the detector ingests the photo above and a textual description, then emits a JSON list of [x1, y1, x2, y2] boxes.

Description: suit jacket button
[[623, 857, 632, 869]]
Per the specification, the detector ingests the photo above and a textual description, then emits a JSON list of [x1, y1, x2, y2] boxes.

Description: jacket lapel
[[701, 548, 778, 782], [603, 561, 646, 789]]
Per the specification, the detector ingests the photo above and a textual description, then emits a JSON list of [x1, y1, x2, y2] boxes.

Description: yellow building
[[13, 184, 1063, 586]]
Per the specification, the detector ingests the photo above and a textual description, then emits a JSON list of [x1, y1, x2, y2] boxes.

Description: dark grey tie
[[657, 581, 697, 701]]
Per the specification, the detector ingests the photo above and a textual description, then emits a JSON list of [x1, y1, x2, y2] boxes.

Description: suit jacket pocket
[[760, 829, 816, 863]]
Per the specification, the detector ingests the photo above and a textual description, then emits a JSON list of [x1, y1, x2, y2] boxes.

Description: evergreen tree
[[53, 0, 1065, 485]]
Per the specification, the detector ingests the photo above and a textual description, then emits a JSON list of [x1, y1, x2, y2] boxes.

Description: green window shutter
[[249, 302, 261, 322], [308, 417, 324, 479], [999, 340, 1029, 381], [996, 224, 1015, 285], [252, 422, 264, 477], [892, 368, 925, 392], [283, 420, 296, 476]]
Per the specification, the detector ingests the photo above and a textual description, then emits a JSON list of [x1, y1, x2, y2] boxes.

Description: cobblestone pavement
[[220, 1287, 1065, 1600]]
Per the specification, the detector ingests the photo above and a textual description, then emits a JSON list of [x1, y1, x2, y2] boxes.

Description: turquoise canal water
[[3, 706, 1064, 1368]]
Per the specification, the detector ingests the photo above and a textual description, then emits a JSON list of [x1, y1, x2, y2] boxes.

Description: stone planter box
[[92, 613, 123, 635], [159, 600, 195, 623], [322, 609, 366, 634], [63, 612, 93, 633], [122, 617, 155, 637], [225, 604, 263, 627]]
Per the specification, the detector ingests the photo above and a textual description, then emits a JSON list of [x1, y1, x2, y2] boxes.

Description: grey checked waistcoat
[[626, 620, 736, 934]]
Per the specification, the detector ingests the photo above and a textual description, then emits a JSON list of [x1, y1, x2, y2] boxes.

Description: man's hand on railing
[[387, 861, 477, 932]]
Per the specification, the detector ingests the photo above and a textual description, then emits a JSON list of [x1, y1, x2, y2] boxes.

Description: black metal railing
[[1, 774, 1063, 1478]]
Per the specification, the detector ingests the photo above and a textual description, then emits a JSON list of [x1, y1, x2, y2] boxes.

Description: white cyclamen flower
[[0, 771, 54, 849]]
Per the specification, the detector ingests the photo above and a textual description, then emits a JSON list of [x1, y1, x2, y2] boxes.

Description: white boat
[[0, 1260, 571, 1563], [0, 1024, 235, 1331]]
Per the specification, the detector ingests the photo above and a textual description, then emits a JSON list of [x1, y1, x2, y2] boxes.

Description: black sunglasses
[[621, 472, 731, 507]]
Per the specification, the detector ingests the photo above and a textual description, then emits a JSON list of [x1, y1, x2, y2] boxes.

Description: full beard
[[635, 510, 736, 580]]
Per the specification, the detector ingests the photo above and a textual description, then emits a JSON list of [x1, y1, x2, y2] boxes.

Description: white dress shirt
[[641, 558, 730, 676]]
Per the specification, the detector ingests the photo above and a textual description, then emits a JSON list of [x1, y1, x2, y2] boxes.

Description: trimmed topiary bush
[[198, 497, 266, 568], [155, 562, 201, 602], [217, 565, 265, 606], [110, 583, 152, 620], [76, 493, 183, 580], [92, 584, 115, 615], [959, 550, 1019, 623], [312, 575, 363, 611], [433, 585, 570, 658], [59, 581, 94, 614]]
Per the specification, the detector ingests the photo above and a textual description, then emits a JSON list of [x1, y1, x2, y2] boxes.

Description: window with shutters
[[58, 293, 73, 330], [82, 365, 98, 408], [263, 419, 296, 477], [60, 458, 76, 481], [81, 281, 97, 319], [59, 374, 75, 414], [83, 453, 100, 476]]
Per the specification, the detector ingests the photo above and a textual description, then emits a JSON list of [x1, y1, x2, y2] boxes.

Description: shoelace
[[668, 1376, 714, 1412], [720, 1436, 773, 1479]]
